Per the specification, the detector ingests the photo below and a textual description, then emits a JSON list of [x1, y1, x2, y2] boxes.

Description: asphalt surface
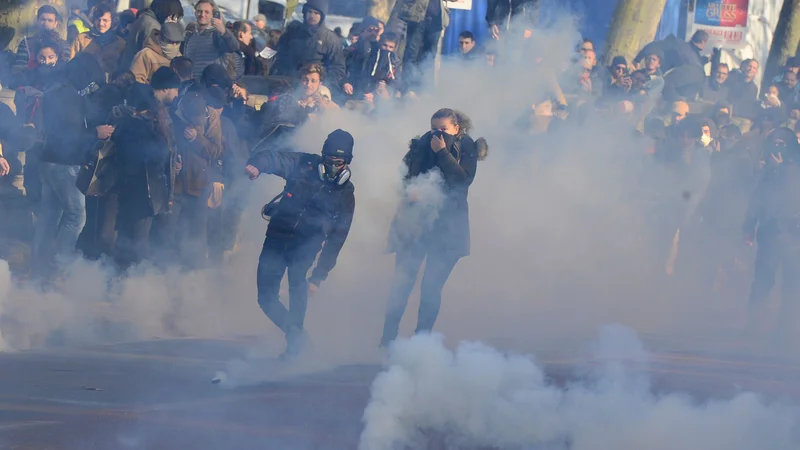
[[0, 336, 798, 450]]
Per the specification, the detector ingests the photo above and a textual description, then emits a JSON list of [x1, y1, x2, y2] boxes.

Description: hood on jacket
[[143, 29, 165, 56], [303, 0, 329, 20]]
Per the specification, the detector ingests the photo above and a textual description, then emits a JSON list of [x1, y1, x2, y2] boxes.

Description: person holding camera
[[183, 0, 241, 80], [244, 129, 356, 360], [380, 109, 488, 347]]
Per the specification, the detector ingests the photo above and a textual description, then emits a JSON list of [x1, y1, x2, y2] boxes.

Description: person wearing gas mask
[[244, 129, 356, 359], [742, 127, 800, 340], [380, 109, 488, 347], [130, 22, 185, 84]]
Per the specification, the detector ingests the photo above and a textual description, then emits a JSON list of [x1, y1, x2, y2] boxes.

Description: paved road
[[0, 337, 797, 450]]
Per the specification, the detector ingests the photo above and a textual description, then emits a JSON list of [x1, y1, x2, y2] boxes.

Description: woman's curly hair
[[431, 108, 472, 137]]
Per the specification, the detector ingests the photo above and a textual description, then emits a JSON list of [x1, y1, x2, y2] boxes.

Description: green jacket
[[394, 0, 450, 28]]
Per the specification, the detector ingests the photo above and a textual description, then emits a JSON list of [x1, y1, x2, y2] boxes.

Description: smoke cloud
[[0, 2, 789, 383], [359, 327, 799, 450]]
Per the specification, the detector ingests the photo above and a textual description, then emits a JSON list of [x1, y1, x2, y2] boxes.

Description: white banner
[[445, 0, 472, 11]]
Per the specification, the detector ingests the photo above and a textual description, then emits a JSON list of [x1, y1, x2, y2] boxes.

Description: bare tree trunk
[[367, 0, 395, 24], [602, 0, 669, 67], [763, 0, 800, 93], [0, 0, 68, 53]]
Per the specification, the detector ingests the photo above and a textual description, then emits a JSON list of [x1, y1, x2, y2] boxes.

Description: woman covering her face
[[381, 108, 489, 347]]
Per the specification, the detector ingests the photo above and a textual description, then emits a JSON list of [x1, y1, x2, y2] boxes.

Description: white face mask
[[700, 134, 713, 147]]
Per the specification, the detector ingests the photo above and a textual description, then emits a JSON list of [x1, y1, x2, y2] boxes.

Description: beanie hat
[[204, 85, 227, 109], [610, 56, 627, 68], [322, 129, 354, 162], [361, 16, 381, 31], [128, 82, 157, 111], [201, 63, 233, 90], [151, 66, 181, 90], [303, 0, 329, 19]]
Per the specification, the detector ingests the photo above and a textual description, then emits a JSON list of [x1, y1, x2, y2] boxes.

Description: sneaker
[[279, 328, 311, 361]]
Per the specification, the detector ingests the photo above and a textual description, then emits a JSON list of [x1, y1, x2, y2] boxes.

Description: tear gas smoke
[[0, 6, 786, 372], [359, 327, 799, 450]]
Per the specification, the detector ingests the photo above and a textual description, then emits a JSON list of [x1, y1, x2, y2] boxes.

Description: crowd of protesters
[[0, 0, 799, 344]]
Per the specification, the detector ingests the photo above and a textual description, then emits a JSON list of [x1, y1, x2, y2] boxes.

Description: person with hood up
[[164, 88, 224, 268], [121, 0, 184, 70], [344, 27, 403, 100], [742, 127, 800, 339], [182, 0, 241, 81], [33, 52, 115, 280], [71, 2, 127, 77], [269, 0, 346, 93], [113, 80, 177, 269], [130, 21, 185, 84], [380, 108, 488, 347], [14, 5, 71, 70], [244, 129, 356, 359]]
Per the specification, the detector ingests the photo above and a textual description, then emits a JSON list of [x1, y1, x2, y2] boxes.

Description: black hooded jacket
[[40, 53, 113, 165], [246, 147, 355, 285], [268, 0, 346, 85], [387, 131, 483, 258]]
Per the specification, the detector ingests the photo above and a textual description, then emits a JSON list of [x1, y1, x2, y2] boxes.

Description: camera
[[212, 9, 220, 19]]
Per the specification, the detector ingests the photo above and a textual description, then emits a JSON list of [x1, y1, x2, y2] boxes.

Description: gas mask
[[318, 157, 351, 185], [700, 134, 713, 147], [160, 41, 181, 60]]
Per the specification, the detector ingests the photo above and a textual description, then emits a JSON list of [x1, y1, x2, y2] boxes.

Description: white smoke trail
[[358, 326, 798, 450]]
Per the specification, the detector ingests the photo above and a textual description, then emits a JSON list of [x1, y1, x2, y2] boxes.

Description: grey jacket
[[121, 9, 161, 70], [394, 0, 450, 28]]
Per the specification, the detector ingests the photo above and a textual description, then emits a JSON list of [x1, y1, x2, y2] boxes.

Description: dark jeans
[[256, 236, 319, 335], [77, 193, 119, 260], [380, 248, 460, 346], [115, 216, 154, 270], [32, 163, 85, 278], [151, 192, 209, 269], [401, 18, 442, 90]]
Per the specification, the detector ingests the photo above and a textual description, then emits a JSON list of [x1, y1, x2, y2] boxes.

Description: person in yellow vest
[[71, 3, 126, 77], [67, 3, 92, 44]]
